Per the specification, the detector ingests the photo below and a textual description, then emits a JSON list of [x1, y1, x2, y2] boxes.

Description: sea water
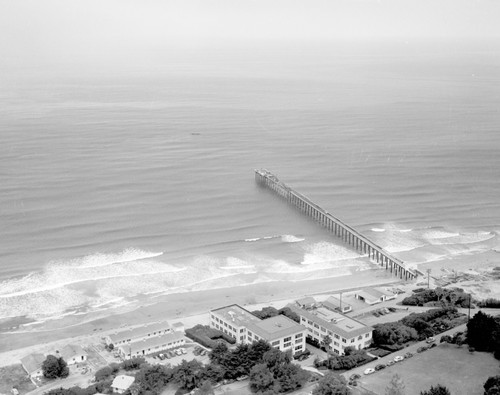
[[1, 40, 499, 322]]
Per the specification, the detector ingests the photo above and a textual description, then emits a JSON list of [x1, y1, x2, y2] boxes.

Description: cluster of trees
[[484, 375, 500, 395], [312, 372, 351, 395], [42, 355, 69, 379], [402, 287, 471, 308], [477, 298, 500, 308], [439, 331, 466, 347], [466, 311, 500, 359], [314, 347, 375, 371], [251, 306, 300, 323], [373, 308, 464, 347], [420, 384, 451, 395]]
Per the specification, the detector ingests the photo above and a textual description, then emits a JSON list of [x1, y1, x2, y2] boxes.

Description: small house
[[60, 344, 87, 365], [112, 375, 135, 394], [295, 296, 316, 309], [322, 296, 352, 313], [20, 353, 45, 379]]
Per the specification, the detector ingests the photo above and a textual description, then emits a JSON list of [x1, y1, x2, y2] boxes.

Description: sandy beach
[[0, 268, 402, 366]]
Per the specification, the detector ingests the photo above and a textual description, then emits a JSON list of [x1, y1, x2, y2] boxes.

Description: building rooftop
[[108, 321, 171, 344], [322, 296, 352, 310], [296, 296, 316, 305], [112, 375, 135, 391], [247, 315, 306, 341], [117, 331, 184, 354], [20, 353, 45, 375], [288, 304, 372, 339], [211, 304, 261, 327], [60, 344, 87, 361]]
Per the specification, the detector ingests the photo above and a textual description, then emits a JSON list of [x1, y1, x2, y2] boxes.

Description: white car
[[364, 368, 375, 375], [394, 356, 404, 362]]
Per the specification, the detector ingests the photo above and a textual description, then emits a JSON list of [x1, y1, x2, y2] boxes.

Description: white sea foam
[[300, 241, 362, 266], [371, 228, 386, 232], [281, 235, 305, 243]]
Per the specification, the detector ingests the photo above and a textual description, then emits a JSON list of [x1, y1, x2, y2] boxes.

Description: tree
[[208, 342, 228, 365], [386, 374, 406, 395], [312, 372, 350, 395], [135, 364, 173, 394], [467, 311, 500, 352], [194, 380, 214, 395], [173, 359, 204, 390], [273, 362, 309, 393], [372, 323, 418, 346], [420, 384, 451, 395], [321, 335, 332, 351], [42, 355, 69, 379], [249, 363, 275, 393], [95, 366, 113, 382], [200, 363, 225, 385], [484, 376, 500, 395]]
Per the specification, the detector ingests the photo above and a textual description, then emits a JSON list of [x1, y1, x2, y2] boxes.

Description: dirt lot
[[0, 364, 36, 395], [356, 344, 500, 395]]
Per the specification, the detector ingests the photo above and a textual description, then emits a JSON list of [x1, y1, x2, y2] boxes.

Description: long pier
[[255, 169, 416, 281]]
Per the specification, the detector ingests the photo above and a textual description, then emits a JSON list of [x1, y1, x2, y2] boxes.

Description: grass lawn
[[0, 364, 36, 394], [357, 344, 500, 395]]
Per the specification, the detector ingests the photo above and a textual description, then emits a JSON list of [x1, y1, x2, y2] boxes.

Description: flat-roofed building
[[354, 287, 396, 305], [295, 296, 316, 309], [288, 305, 373, 356], [117, 331, 185, 359], [20, 353, 45, 379], [322, 296, 352, 313], [209, 304, 306, 355], [105, 321, 172, 347]]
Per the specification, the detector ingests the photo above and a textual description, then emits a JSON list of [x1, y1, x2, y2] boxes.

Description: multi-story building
[[209, 304, 307, 355], [288, 305, 373, 356]]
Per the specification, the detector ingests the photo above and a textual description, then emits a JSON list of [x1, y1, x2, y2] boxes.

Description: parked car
[[426, 337, 435, 344], [375, 364, 386, 371], [364, 368, 375, 375], [404, 352, 414, 358], [349, 374, 361, 381], [394, 356, 404, 362], [387, 360, 396, 366], [417, 346, 428, 353]]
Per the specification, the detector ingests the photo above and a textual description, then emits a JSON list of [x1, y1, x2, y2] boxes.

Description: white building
[[117, 331, 185, 359], [106, 321, 172, 347], [60, 344, 87, 365], [20, 353, 45, 379], [322, 296, 352, 313], [112, 375, 135, 394], [354, 287, 397, 305], [209, 304, 307, 355], [288, 305, 373, 356]]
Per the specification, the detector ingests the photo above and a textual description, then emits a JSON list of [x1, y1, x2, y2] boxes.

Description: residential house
[[20, 353, 45, 379], [295, 296, 316, 310], [354, 287, 396, 305], [60, 344, 87, 365], [111, 375, 135, 394]]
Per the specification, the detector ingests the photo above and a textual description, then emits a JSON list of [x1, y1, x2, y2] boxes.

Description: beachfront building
[[117, 331, 185, 359], [354, 287, 397, 305], [321, 296, 352, 313], [295, 296, 316, 310], [60, 344, 87, 365], [288, 305, 373, 356], [105, 321, 172, 347], [112, 375, 135, 394], [20, 353, 45, 379], [209, 304, 307, 355]]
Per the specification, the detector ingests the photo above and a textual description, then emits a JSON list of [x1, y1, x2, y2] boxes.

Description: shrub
[[185, 325, 236, 349]]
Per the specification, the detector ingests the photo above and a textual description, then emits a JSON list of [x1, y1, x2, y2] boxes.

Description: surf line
[[255, 169, 417, 281]]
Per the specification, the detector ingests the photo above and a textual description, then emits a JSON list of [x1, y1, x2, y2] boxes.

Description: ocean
[[1, 40, 499, 323]]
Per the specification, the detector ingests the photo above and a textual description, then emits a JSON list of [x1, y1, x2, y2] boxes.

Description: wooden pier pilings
[[255, 169, 416, 281]]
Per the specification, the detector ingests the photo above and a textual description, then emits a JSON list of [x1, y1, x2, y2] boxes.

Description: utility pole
[[468, 293, 472, 322], [339, 292, 343, 312], [426, 269, 431, 289]]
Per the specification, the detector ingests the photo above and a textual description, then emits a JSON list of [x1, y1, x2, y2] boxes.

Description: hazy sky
[[1, 0, 500, 71]]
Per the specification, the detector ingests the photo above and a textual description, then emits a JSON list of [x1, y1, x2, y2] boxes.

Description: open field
[[357, 344, 500, 395], [0, 364, 36, 395]]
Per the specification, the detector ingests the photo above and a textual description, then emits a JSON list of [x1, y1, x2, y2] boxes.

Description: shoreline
[[0, 268, 403, 359]]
